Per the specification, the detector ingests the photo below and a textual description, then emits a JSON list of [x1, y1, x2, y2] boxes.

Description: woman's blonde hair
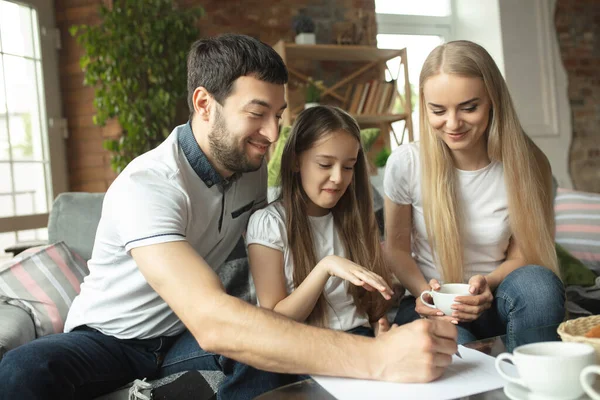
[[419, 40, 559, 283], [279, 105, 392, 326]]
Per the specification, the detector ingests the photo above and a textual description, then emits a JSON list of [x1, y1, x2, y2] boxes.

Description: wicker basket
[[557, 315, 600, 363]]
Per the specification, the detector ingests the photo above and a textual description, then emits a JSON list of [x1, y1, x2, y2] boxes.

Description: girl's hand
[[374, 317, 398, 337], [415, 279, 456, 323], [451, 275, 493, 322], [320, 255, 394, 300]]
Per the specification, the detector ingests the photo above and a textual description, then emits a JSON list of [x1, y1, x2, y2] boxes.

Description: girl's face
[[297, 129, 360, 217], [423, 73, 492, 158]]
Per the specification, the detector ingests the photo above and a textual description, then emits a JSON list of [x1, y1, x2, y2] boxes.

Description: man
[[0, 34, 457, 400]]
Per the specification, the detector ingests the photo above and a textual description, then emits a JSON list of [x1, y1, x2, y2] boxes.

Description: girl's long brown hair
[[278, 105, 392, 326], [419, 41, 559, 283]]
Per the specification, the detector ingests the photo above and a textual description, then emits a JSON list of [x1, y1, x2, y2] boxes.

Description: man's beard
[[208, 109, 264, 174]]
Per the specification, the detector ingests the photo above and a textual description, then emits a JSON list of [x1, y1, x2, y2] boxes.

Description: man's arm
[[132, 240, 458, 382]]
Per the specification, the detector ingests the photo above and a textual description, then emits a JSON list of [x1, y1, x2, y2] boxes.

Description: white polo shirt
[[246, 202, 370, 331], [64, 122, 267, 339]]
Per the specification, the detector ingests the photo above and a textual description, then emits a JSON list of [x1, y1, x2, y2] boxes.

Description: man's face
[[208, 76, 286, 174]]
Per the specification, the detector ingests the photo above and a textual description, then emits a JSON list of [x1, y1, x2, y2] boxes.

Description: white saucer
[[504, 382, 591, 400]]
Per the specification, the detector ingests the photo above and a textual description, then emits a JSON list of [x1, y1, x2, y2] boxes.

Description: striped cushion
[[0, 241, 89, 337], [555, 188, 600, 274]]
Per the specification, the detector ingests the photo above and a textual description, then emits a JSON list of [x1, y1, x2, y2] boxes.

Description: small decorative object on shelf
[[305, 77, 324, 109], [293, 12, 316, 45], [272, 40, 414, 148]]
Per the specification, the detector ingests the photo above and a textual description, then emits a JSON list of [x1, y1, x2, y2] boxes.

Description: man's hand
[[451, 275, 493, 322], [372, 319, 457, 383], [319, 255, 394, 300]]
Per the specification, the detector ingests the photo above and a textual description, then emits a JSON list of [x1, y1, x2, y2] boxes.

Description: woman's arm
[[383, 197, 454, 320], [485, 236, 527, 291], [248, 244, 329, 322], [452, 237, 525, 321], [383, 197, 430, 297], [249, 245, 394, 323]]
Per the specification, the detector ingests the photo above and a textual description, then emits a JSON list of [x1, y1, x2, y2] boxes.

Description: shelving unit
[[273, 40, 414, 144]]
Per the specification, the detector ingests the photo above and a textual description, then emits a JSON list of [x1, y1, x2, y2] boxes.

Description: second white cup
[[495, 341, 596, 399], [419, 283, 472, 316]]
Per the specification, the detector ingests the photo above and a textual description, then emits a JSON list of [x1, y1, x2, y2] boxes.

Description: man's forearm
[[191, 292, 377, 379]]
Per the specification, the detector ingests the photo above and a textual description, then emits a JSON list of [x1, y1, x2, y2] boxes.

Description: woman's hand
[[374, 317, 398, 337], [319, 255, 394, 300], [451, 275, 493, 322], [415, 279, 456, 323]]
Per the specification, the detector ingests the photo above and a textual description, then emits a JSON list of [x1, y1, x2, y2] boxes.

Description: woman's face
[[423, 73, 492, 158], [297, 130, 359, 217]]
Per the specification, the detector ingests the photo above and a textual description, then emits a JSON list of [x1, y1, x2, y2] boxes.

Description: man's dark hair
[[187, 33, 288, 115]]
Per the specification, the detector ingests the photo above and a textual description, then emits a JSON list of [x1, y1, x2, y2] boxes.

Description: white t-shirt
[[246, 202, 370, 331], [383, 142, 510, 289], [64, 122, 267, 339]]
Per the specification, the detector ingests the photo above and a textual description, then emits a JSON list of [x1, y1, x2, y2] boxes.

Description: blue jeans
[[393, 265, 565, 351], [0, 323, 374, 400], [0, 326, 170, 400], [0, 326, 289, 400]]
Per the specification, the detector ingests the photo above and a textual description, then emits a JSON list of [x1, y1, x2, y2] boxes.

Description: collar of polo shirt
[[178, 121, 240, 188]]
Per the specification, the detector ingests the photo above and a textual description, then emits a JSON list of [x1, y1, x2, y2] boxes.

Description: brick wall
[[55, 0, 376, 192], [555, 0, 600, 193]]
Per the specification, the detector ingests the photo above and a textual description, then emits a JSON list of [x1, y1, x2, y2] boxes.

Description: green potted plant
[[304, 77, 325, 109], [374, 146, 391, 169], [371, 146, 391, 194], [70, 0, 203, 172], [292, 12, 316, 45]]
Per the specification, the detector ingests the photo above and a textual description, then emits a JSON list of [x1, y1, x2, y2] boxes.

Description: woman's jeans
[[393, 265, 565, 350], [0, 321, 374, 400]]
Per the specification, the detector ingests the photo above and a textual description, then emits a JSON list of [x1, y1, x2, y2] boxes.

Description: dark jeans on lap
[[393, 265, 566, 351], [0, 323, 375, 400], [0, 326, 295, 400], [0, 326, 170, 400]]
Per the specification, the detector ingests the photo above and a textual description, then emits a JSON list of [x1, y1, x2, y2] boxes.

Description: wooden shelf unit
[[273, 40, 414, 144]]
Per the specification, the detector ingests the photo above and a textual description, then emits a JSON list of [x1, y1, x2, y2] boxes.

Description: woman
[[383, 40, 565, 347], [247, 105, 393, 336]]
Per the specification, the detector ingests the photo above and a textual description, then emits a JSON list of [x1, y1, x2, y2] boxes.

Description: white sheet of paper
[[312, 345, 515, 400]]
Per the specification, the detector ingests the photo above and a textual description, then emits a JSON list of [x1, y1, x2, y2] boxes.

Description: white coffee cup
[[581, 365, 600, 399], [419, 283, 472, 316], [495, 341, 596, 399]]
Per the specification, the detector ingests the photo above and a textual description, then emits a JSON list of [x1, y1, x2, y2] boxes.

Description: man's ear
[[192, 87, 212, 122]]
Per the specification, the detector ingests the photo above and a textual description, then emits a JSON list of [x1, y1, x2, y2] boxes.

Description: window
[[0, 0, 66, 260], [375, 0, 451, 17], [375, 0, 452, 145]]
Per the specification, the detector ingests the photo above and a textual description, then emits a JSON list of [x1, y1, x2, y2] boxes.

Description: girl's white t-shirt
[[383, 142, 511, 291], [246, 202, 370, 331]]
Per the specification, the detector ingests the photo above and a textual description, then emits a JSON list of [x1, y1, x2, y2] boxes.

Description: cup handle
[[580, 365, 600, 400], [495, 353, 526, 387], [419, 290, 437, 309]]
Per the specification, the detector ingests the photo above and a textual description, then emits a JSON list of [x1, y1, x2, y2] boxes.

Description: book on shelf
[[343, 80, 399, 116]]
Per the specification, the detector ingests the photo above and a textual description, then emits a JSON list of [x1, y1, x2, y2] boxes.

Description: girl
[[246, 105, 393, 336], [383, 40, 565, 347]]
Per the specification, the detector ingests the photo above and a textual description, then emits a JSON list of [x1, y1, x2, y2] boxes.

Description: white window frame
[[376, 13, 452, 39], [0, 0, 67, 237]]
